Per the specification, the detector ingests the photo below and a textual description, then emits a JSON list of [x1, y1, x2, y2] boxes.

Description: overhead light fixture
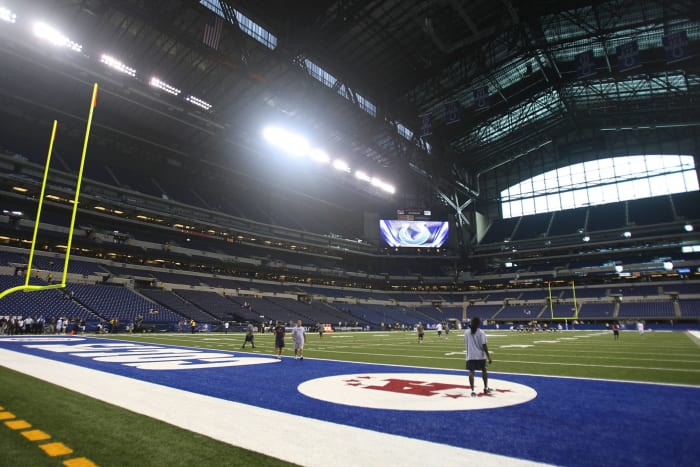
[[185, 95, 212, 111], [149, 77, 180, 96], [663, 261, 673, 271], [100, 54, 136, 77], [263, 127, 309, 156], [582, 235, 590, 242], [371, 177, 395, 194], [0, 6, 16, 23], [622, 231, 631, 238], [309, 149, 330, 164], [33, 22, 82, 52], [684, 224, 694, 232], [355, 171, 371, 182], [332, 159, 350, 172]]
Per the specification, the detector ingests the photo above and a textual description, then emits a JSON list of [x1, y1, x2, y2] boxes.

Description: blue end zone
[[1, 336, 698, 466]]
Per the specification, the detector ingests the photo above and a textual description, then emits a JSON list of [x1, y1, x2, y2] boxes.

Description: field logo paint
[[298, 373, 537, 411], [20, 341, 277, 370]]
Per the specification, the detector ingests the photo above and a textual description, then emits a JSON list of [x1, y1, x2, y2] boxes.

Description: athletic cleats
[[471, 391, 476, 397], [484, 387, 493, 394]]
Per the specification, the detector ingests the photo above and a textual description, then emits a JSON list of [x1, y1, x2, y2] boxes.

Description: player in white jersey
[[465, 317, 493, 397], [292, 320, 306, 360]]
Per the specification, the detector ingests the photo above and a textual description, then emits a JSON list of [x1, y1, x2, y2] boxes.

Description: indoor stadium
[[0, 1, 699, 466]]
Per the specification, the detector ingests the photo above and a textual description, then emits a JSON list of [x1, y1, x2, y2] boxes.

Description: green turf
[[102, 329, 700, 385], [1, 329, 699, 466]]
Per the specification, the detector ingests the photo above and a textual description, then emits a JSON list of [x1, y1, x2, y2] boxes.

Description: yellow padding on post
[[21, 429, 51, 441], [5, 419, 31, 430], [63, 457, 99, 467], [0, 411, 16, 420], [39, 442, 73, 457]]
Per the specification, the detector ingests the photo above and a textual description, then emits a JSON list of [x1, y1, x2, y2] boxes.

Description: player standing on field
[[292, 320, 306, 360], [465, 316, 492, 397], [273, 320, 286, 359]]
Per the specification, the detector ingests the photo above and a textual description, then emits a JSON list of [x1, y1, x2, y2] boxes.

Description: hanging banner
[[444, 100, 461, 124], [663, 31, 689, 64], [418, 113, 433, 137], [473, 86, 489, 111], [616, 41, 641, 72], [575, 50, 597, 78]]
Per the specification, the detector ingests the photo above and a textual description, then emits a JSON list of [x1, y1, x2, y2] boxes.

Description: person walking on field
[[465, 317, 492, 397], [273, 320, 286, 359], [417, 322, 425, 343], [292, 320, 306, 360]]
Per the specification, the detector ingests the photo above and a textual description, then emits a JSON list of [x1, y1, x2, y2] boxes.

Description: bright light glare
[[100, 54, 136, 77], [0, 6, 16, 23], [263, 127, 309, 156], [34, 22, 82, 51], [332, 159, 350, 172], [185, 95, 212, 110], [370, 177, 395, 193], [309, 149, 330, 164], [355, 170, 371, 182], [150, 77, 181, 96]]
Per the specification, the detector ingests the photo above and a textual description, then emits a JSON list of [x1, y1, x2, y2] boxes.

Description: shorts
[[245, 334, 254, 342], [293, 340, 304, 350], [275, 339, 284, 348], [466, 359, 487, 371]]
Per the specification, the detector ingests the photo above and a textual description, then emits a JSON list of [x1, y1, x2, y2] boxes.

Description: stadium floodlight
[[149, 77, 181, 96], [100, 54, 136, 77], [332, 159, 350, 172], [615, 265, 624, 273], [663, 261, 673, 271], [263, 127, 309, 156], [355, 170, 371, 182], [33, 22, 82, 52], [622, 231, 632, 238], [371, 177, 395, 194], [582, 235, 590, 242], [185, 95, 212, 110], [0, 6, 16, 23], [684, 224, 694, 232], [309, 148, 330, 164]]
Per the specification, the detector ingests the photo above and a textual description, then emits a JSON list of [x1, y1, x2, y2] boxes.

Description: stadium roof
[[0, 0, 698, 221]]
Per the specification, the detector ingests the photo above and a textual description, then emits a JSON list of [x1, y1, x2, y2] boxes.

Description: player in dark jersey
[[273, 320, 286, 359]]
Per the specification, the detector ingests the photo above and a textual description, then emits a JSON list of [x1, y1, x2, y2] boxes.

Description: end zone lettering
[[23, 342, 277, 370]]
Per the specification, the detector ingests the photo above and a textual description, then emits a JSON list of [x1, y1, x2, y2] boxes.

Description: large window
[[501, 155, 699, 218]]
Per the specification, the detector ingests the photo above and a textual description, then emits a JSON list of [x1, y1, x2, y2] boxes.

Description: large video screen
[[379, 220, 449, 248]]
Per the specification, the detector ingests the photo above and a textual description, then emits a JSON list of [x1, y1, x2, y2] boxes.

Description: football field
[[1, 328, 699, 466]]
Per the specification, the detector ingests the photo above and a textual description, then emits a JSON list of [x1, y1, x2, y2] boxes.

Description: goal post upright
[[62, 82, 98, 286], [0, 83, 98, 301]]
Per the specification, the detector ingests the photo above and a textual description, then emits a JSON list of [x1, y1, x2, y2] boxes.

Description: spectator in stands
[[273, 321, 286, 359], [292, 320, 306, 360], [465, 316, 492, 397], [417, 322, 424, 343], [241, 322, 256, 349], [612, 322, 620, 340]]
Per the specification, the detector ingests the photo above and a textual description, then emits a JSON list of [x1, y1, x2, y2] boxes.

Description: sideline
[[0, 347, 549, 467]]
